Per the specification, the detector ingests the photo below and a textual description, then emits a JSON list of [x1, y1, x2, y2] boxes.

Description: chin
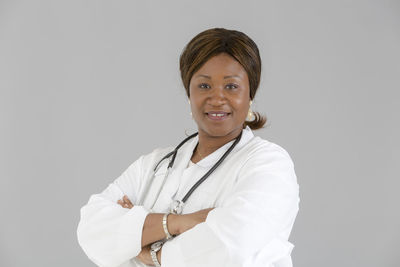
[[200, 125, 239, 138]]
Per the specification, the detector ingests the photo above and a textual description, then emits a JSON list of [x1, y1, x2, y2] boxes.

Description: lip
[[205, 111, 231, 121]]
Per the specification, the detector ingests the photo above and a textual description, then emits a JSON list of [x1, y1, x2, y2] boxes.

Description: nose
[[207, 86, 226, 106]]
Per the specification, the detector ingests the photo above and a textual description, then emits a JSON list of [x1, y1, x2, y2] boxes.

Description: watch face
[[151, 241, 163, 252]]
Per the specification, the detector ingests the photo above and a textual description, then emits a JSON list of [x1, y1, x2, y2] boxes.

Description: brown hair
[[179, 28, 266, 130]]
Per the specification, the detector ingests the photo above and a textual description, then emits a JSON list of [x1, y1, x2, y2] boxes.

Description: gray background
[[1, 0, 399, 266]]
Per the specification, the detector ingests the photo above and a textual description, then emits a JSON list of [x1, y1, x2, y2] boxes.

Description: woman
[[77, 28, 300, 267]]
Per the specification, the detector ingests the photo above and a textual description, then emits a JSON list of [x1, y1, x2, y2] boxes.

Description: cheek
[[189, 96, 203, 115], [233, 94, 250, 114]]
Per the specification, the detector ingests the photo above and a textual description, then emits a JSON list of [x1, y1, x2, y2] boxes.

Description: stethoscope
[[139, 131, 243, 214]]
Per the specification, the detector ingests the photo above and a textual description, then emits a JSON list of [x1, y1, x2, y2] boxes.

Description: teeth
[[210, 113, 225, 117]]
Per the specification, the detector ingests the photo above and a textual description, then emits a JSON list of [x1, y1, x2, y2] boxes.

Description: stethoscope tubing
[[141, 131, 242, 212], [181, 132, 242, 203]]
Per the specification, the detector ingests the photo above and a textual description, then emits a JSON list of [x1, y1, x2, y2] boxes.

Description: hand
[[117, 195, 134, 209], [135, 244, 154, 266], [177, 207, 214, 234]]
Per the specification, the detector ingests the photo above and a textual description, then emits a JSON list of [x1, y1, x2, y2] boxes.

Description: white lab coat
[[77, 126, 300, 267]]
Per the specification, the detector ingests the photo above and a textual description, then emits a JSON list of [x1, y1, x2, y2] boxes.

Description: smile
[[205, 111, 230, 121]]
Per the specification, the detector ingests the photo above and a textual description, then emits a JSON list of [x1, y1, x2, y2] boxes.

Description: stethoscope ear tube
[[153, 132, 199, 172], [153, 151, 174, 172], [168, 132, 199, 169]]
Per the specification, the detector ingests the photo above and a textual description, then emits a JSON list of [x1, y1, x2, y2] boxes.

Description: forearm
[[141, 207, 214, 248], [141, 213, 181, 247], [118, 195, 210, 249]]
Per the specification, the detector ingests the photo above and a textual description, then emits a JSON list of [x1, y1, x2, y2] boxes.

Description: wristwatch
[[150, 241, 164, 267]]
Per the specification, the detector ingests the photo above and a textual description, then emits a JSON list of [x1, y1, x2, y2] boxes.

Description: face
[[189, 53, 251, 139]]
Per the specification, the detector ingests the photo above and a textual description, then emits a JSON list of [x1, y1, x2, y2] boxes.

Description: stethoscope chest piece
[[170, 199, 184, 215]]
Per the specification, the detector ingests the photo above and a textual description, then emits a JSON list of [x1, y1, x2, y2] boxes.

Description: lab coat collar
[[175, 126, 255, 169]]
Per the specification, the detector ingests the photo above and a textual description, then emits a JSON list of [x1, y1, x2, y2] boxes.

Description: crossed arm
[[117, 195, 214, 266], [78, 148, 299, 267]]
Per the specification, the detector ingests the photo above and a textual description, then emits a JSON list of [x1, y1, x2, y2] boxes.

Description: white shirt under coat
[[77, 126, 300, 267]]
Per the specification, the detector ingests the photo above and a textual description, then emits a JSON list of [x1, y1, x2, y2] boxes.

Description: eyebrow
[[195, 74, 241, 79]]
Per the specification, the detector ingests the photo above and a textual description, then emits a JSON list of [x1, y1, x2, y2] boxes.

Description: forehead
[[194, 53, 248, 80]]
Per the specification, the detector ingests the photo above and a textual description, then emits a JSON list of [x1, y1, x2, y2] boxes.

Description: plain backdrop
[[1, 1, 399, 267]]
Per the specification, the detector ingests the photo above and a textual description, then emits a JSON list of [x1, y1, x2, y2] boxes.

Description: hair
[[179, 27, 267, 130]]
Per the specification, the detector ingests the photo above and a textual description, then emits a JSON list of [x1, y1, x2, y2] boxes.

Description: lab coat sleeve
[[161, 145, 300, 267], [77, 155, 150, 267]]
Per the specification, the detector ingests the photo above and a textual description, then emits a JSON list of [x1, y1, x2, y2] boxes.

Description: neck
[[195, 127, 243, 159]]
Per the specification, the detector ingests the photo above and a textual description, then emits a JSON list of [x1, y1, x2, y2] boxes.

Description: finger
[[118, 197, 133, 209], [117, 200, 125, 207], [123, 196, 134, 208], [123, 195, 132, 204], [121, 200, 132, 209]]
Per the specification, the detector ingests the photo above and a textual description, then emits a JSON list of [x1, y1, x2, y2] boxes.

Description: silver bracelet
[[150, 241, 163, 267], [162, 213, 173, 240]]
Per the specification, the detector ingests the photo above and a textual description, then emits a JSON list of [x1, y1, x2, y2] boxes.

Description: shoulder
[[243, 136, 294, 166], [124, 146, 174, 175], [239, 127, 294, 167], [140, 146, 175, 167], [142, 146, 175, 162], [237, 135, 297, 185]]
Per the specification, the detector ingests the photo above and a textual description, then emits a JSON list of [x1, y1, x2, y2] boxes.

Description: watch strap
[[150, 241, 163, 267]]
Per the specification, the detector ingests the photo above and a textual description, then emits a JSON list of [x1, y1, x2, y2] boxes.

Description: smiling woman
[[77, 28, 300, 267]]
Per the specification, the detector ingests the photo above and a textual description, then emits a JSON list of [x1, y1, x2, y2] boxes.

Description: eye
[[199, 83, 211, 89], [226, 83, 238, 90]]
